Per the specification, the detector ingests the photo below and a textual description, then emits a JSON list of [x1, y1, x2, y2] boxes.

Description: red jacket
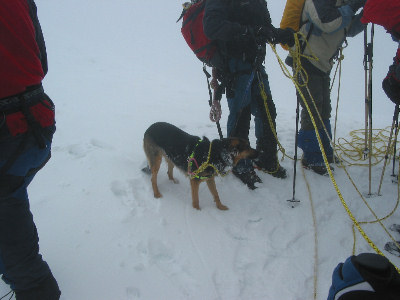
[[0, 0, 47, 99], [361, 0, 400, 35]]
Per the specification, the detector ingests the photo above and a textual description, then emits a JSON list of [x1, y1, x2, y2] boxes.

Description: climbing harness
[[0, 86, 50, 177]]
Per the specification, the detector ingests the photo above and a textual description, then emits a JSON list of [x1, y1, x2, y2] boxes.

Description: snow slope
[[1, 1, 400, 299]]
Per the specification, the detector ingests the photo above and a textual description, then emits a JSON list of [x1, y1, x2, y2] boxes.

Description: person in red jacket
[[0, 1, 61, 299], [361, 0, 400, 258], [361, 0, 400, 105]]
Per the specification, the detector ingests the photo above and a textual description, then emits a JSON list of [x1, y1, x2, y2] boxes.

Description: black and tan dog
[[143, 122, 258, 210]]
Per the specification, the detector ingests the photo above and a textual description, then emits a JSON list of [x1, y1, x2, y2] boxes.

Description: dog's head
[[219, 137, 259, 166]]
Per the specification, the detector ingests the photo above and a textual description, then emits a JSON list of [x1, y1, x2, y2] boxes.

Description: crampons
[[232, 169, 262, 190]]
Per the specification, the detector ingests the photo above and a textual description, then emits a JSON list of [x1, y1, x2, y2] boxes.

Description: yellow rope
[[335, 128, 398, 167], [301, 166, 318, 300], [257, 33, 319, 164], [269, 33, 400, 273], [257, 72, 291, 166]]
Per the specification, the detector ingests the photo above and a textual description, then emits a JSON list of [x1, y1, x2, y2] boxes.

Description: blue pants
[[226, 59, 277, 172], [0, 90, 56, 292]]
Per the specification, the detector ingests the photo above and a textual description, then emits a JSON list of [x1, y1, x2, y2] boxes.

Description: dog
[[143, 122, 258, 210]]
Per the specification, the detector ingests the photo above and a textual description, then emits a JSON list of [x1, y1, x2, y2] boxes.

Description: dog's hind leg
[[206, 178, 228, 210], [150, 154, 163, 198], [143, 137, 163, 198], [166, 159, 179, 184], [190, 179, 201, 210]]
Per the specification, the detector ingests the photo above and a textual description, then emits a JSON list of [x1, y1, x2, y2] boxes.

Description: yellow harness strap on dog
[[188, 139, 229, 179]]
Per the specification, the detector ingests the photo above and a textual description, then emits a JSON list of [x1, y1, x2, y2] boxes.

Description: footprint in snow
[[58, 139, 113, 159]]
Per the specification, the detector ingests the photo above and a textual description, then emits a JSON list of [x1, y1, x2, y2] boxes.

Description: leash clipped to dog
[[203, 65, 223, 139]]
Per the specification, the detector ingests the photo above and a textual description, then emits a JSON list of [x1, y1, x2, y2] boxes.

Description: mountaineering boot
[[267, 164, 287, 179], [14, 274, 61, 300], [301, 156, 334, 176], [298, 127, 335, 176], [253, 154, 287, 179], [232, 168, 262, 190], [254, 136, 287, 179]]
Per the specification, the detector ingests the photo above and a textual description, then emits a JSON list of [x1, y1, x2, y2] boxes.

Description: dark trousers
[[226, 58, 277, 172], [0, 89, 56, 293], [296, 62, 333, 165], [297, 62, 331, 131]]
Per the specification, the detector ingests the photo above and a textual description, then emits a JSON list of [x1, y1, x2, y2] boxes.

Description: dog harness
[[187, 139, 227, 179]]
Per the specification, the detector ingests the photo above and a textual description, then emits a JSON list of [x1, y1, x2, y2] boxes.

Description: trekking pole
[[377, 105, 399, 195], [367, 24, 374, 196], [392, 112, 400, 182], [287, 94, 301, 208], [363, 25, 374, 195], [203, 65, 223, 139], [363, 27, 369, 159]]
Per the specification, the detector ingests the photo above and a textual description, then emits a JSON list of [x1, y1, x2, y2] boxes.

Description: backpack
[[279, 0, 306, 50], [178, 0, 217, 67]]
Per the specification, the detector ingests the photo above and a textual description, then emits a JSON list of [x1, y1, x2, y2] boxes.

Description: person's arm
[[304, 0, 364, 34], [382, 47, 400, 105], [203, 0, 243, 42], [346, 12, 367, 38]]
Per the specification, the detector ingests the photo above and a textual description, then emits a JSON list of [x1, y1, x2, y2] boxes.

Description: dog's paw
[[169, 178, 179, 184], [217, 204, 229, 211], [192, 204, 201, 210], [154, 192, 163, 198]]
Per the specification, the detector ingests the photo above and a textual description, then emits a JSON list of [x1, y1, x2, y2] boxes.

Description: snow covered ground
[[1, 1, 400, 299]]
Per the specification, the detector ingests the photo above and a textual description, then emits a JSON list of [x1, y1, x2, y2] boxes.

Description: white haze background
[[1, 1, 400, 299]]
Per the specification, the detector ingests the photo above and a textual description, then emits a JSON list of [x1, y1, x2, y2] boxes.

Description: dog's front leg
[[206, 178, 228, 210], [167, 160, 179, 184], [190, 179, 201, 210]]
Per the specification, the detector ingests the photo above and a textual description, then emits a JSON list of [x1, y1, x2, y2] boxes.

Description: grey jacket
[[288, 0, 365, 73]]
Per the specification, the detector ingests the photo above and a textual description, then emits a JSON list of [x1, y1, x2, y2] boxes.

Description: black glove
[[347, 0, 367, 12], [273, 28, 295, 48], [383, 65, 400, 105], [254, 25, 275, 44]]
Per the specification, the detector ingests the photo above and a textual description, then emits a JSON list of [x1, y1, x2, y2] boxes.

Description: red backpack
[[178, 0, 217, 66]]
